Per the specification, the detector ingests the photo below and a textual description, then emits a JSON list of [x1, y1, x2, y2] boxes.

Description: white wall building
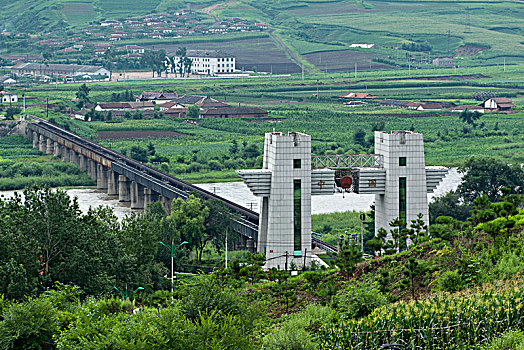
[[237, 132, 334, 269], [1, 93, 18, 103], [174, 50, 235, 75], [238, 130, 447, 269]]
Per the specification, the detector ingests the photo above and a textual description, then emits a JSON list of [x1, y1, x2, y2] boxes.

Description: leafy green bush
[[438, 270, 463, 292], [494, 252, 524, 279], [485, 329, 524, 350], [0, 297, 58, 349], [261, 304, 334, 350], [179, 275, 244, 321], [332, 280, 387, 319]]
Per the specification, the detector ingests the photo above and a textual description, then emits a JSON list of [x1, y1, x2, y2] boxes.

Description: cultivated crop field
[[149, 37, 302, 74], [61, 2, 96, 27], [304, 50, 393, 72]]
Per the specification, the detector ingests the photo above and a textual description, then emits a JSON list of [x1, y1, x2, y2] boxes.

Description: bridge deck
[[28, 117, 337, 253]]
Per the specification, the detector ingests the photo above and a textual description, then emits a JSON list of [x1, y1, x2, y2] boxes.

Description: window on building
[[294, 180, 302, 256], [399, 157, 407, 166], [399, 177, 407, 226], [293, 159, 301, 168]]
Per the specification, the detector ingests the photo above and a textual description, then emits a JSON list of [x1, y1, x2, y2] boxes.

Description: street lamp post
[[159, 240, 188, 295], [112, 286, 144, 299]]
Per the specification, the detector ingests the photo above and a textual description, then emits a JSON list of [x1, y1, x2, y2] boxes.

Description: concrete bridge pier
[[160, 195, 172, 214], [61, 147, 71, 162], [88, 159, 97, 180], [53, 142, 62, 158], [97, 164, 108, 190], [107, 170, 119, 195], [118, 175, 131, 202], [70, 151, 80, 167], [246, 238, 256, 253], [32, 132, 39, 148], [78, 155, 87, 172], [130, 181, 145, 209], [39, 135, 46, 153], [143, 188, 160, 208], [45, 138, 54, 155]]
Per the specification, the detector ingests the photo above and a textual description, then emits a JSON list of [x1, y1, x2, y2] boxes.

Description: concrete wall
[[262, 132, 312, 269], [374, 131, 428, 236]]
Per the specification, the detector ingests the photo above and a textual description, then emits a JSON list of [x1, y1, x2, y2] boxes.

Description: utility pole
[[225, 227, 228, 269], [285, 251, 288, 270], [46, 97, 49, 118], [360, 213, 365, 252], [447, 29, 451, 56], [303, 248, 307, 269], [354, 63, 357, 79], [159, 241, 188, 300]]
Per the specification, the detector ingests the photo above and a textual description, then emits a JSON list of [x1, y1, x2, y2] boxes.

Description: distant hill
[[1, 0, 522, 67]]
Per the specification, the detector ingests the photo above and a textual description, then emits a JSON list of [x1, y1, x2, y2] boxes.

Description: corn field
[[316, 283, 524, 349]]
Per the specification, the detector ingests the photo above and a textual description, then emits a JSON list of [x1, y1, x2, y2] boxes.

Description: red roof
[[338, 92, 378, 99]]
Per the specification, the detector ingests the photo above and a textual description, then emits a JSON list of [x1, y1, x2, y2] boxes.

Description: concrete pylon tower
[[237, 132, 334, 269], [374, 130, 429, 234]]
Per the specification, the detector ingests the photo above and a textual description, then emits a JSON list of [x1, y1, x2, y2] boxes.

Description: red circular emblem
[[340, 176, 352, 189]]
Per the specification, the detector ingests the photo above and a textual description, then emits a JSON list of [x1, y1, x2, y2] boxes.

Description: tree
[[147, 142, 156, 156], [241, 253, 265, 285], [0, 187, 135, 297], [169, 195, 209, 262], [229, 140, 239, 155], [202, 200, 234, 257], [401, 257, 424, 300], [5, 107, 21, 120], [429, 190, 472, 223], [187, 105, 200, 118], [183, 57, 193, 77], [334, 239, 363, 280], [242, 143, 260, 159], [75, 83, 90, 109], [458, 156, 524, 203], [353, 129, 367, 148], [458, 108, 481, 129], [129, 145, 149, 163]]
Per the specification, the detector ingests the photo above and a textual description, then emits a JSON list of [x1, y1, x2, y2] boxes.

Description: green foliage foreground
[[316, 282, 524, 350]]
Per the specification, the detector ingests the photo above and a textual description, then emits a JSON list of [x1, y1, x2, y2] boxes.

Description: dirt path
[[201, 0, 236, 21], [268, 29, 309, 73]]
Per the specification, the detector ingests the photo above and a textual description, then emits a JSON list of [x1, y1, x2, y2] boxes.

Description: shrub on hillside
[[332, 281, 387, 319], [437, 270, 463, 292], [485, 329, 524, 350]]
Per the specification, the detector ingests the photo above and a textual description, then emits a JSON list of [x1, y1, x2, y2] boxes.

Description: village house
[[380, 99, 412, 108], [1, 93, 18, 104], [451, 106, 485, 113], [11, 63, 110, 79], [338, 92, 378, 99], [432, 57, 454, 67], [343, 101, 367, 106], [195, 96, 229, 108], [0, 76, 17, 85], [416, 103, 443, 111], [482, 97, 515, 111], [136, 92, 178, 104], [117, 45, 145, 54]]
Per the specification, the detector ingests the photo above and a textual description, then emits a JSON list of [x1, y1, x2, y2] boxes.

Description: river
[[0, 169, 462, 219]]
